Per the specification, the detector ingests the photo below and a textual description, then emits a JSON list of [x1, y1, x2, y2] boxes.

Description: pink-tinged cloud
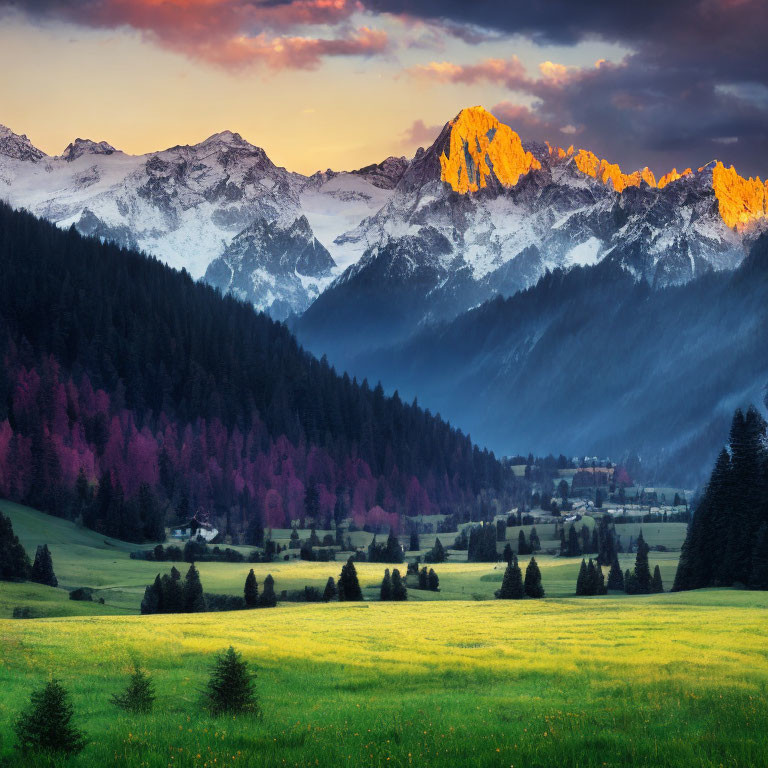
[[400, 118, 441, 147], [409, 56, 529, 90], [4, 0, 388, 70]]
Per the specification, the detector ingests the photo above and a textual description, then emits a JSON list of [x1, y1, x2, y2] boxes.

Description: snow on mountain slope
[[2, 107, 767, 328], [0, 124, 401, 316]]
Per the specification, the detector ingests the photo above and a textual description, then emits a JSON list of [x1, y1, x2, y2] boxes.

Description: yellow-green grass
[[1, 501, 683, 615], [1, 591, 767, 767]]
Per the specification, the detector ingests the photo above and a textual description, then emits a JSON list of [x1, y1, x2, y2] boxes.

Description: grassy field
[[3, 501, 767, 766], [1, 501, 682, 615], [1, 592, 768, 767]]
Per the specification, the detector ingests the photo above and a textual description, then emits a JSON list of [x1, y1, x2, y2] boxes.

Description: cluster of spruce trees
[[497, 556, 544, 599], [0, 511, 58, 587], [12, 647, 259, 758], [367, 531, 404, 563], [674, 406, 768, 591], [379, 568, 407, 600]]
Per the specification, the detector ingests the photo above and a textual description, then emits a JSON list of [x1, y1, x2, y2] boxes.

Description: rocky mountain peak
[[352, 156, 409, 189], [436, 106, 541, 193], [0, 124, 46, 161], [62, 138, 118, 162]]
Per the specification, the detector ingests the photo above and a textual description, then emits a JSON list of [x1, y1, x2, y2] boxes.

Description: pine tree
[[576, 559, 588, 595], [651, 565, 664, 593], [323, 576, 337, 602], [0, 510, 30, 581], [595, 562, 607, 595], [418, 566, 428, 589], [260, 574, 277, 607], [385, 530, 404, 563], [244, 569, 259, 608], [499, 561, 517, 599], [567, 525, 581, 557], [517, 529, 529, 556], [183, 563, 206, 612], [380, 568, 392, 601], [503, 542, 513, 563], [529, 527, 541, 552], [338, 558, 363, 601], [427, 537, 446, 563], [163, 571, 184, 613], [14, 679, 86, 755], [202, 647, 260, 716], [624, 569, 638, 595], [427, 568, 439, 591], [140, 575, 162, 614], [499, 557, 524, 599], [111, 663, 155, 713], [391, 568, 407, 600], [633, 530, 652, 594], [607, 554, 624, 591], [409, 529, 420, 552], [30, 544, 57, 588], [524, 557, 545, 598]]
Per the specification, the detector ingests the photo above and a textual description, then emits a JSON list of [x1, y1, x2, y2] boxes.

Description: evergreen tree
[[418, 566, 428, 589], [203, 647, 260, 716], [409, 529, 420, 552], [260, 574, 277, 607], [625, 569, 638, 595], [499, 557, 524, 599], [580, 525, 591, 554], [576, 559, 588, 595], [0, 510, 30, 581], [244, 512, 264, 547], [529, 527, 541, 552], [559, 527, 567, 556], [595, 562, 607, 595], [586, 559, 598, 594], [380, 568, 392, 601], [524, 557, 545, 598], [183, 563, 206, 612], [322, 576, 337, 602], [427, 568, 439, 591], [338, 558, 362, 601], [385, 530, 404, 563], [503, 542, 513, 563], [633, 530, 652, 594], [607, 554, 625, 591], [14, 679, 86, 755], [140, 576, 162, 615], [567, 525, 581, 557], [517, 529, 529, 556], [391, 568, 407, 600], [111, 663, 155, 713], [651, 565, 664, 593], [244, 569, 259, 608], [425, 537, 446, 563], [30, 544, 57, 588], [162, 571, 184, 613]]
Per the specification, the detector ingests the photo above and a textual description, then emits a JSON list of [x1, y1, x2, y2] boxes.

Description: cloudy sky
[[0, 0, 765, 176]]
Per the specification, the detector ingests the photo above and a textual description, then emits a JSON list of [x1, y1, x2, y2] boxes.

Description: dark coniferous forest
[[0, 203, 521, 541]]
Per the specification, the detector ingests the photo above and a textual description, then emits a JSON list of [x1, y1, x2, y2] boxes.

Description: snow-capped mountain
[[1, 107, 767, 327], [0, 124, 404, 316], [296, 106, 768, 359]]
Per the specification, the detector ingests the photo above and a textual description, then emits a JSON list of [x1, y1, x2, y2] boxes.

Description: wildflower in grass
[[112, 662, 156, 713], [14, 679, 86, 755], [203, 647, 260, 717]]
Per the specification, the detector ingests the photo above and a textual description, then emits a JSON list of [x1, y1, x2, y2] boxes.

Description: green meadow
[[2, 500, 766, 767]]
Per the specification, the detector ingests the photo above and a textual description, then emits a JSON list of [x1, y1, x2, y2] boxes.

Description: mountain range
[[2, 107, 767, 483], [2, 106, 767, 328]]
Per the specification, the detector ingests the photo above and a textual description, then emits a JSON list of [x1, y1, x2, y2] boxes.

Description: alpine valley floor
[[1, 592, 767, 768]]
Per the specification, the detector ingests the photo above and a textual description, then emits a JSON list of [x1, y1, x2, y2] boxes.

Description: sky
[[0, 0, 766, 177]]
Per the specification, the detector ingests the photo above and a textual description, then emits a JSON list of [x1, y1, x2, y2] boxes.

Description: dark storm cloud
[[397, 0, 768, 175]]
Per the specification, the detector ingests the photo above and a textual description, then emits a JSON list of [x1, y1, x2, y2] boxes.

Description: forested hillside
[[0, 203, 521, 541]]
